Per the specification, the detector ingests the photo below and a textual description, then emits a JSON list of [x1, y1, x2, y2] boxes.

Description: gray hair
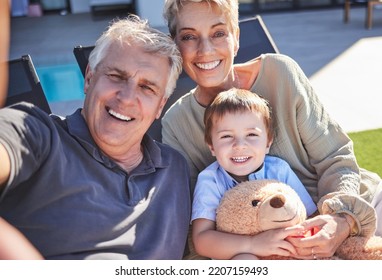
[[163, 0, 239, 38], [88, 15, 182, 98]]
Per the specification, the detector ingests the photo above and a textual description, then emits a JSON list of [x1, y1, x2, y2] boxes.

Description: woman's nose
[[198, 38, 214, 55]]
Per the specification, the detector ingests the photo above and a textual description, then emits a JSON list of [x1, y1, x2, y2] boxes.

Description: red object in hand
[[290, 227, 319, 238]]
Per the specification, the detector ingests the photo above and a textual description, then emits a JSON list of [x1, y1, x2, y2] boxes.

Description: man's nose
[[118, 82, 137, 102]]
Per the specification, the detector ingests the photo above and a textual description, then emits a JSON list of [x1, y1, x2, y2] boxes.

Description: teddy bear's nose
[[270, 195, 285, 208]]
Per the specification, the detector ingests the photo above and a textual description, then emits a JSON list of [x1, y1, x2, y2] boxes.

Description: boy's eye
[[248, 133, 258, 137], [220, 134, 232, 139]]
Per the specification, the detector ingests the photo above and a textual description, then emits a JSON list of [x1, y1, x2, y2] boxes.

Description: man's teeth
[[108, 109, 132, 121], [232, 156, 249, 163], [196, 60, 220, 70]]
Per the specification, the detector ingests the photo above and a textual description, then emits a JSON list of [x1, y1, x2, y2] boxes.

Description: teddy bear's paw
[[336, 236, 382, 260], [259, 255, 298, 260]]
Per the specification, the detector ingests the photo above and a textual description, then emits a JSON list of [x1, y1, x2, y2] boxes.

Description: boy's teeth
[[232, 156, 249, 163]]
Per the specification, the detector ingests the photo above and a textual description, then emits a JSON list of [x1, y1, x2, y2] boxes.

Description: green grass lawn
[[348, 128, 382, 177]]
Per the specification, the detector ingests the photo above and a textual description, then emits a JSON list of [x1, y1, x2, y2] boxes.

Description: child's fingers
[[272, 240, 298, 257], [280, 225, 305, 239]]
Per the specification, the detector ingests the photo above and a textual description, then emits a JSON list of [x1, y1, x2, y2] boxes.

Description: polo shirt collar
[[65, 109, 165, 171]]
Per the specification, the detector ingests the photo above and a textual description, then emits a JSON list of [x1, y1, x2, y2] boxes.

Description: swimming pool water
[[36, 64, 85, 103]]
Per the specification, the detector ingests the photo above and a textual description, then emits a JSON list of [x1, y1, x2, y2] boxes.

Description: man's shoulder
[[4, 102, 49, 117], [1, 102, 60, 129]]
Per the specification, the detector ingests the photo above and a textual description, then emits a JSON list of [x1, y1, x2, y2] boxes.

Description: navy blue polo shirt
[[0, 103, 191, 259]]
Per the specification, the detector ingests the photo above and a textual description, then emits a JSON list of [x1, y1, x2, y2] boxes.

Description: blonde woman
[[162, 0, 382, 259]]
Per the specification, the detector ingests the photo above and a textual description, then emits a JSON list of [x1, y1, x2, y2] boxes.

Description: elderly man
[[0, 15, 190, 260]]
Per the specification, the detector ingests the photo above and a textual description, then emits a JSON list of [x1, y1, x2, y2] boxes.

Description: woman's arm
[[272, 55, 375, 236]]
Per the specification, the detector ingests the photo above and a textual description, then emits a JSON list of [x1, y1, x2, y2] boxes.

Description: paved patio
[[9, 6, 382, 132]]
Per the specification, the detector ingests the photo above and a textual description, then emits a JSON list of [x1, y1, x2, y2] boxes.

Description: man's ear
[[155, 97, 168, 119], [83, 65, 93, 94]]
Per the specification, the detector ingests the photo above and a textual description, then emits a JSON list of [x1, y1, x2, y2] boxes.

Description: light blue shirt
[[192, 155, 317, 222]]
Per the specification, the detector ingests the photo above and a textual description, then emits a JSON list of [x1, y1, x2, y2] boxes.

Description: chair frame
[[344, 0, 382, 29], [73, 45, 94, 77], [6, 54, 51, 114], [367, 0, 382, 29]]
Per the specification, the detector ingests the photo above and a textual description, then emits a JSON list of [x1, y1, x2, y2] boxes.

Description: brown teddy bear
[[216, 179, 382, 260]]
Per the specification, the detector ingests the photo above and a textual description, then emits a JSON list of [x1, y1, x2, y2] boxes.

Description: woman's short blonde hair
[[163, 0, 239, 38]]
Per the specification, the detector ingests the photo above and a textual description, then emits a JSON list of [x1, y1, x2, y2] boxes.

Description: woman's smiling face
[[173, 1, 239, 88]]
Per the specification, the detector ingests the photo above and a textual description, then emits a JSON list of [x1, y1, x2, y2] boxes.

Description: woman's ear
[[234, 27, 240, 56]]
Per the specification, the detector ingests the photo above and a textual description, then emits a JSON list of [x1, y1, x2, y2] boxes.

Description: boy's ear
[[265, 138, 273, 154], [208, 144, 216, 157]]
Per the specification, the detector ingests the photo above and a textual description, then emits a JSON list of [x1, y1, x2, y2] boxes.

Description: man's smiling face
[[82, 42, 169, 158]]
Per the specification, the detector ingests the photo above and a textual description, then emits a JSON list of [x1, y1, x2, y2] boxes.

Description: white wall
[[136, 0, 165, 28]]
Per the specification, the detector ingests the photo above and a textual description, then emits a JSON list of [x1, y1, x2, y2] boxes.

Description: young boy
[[192, 88, 317, 260]]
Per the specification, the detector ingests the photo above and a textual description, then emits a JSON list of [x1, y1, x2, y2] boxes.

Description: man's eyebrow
[[141, 78, 160, 90], [104, 66, 161, 90], [105, 66, 127, 75]]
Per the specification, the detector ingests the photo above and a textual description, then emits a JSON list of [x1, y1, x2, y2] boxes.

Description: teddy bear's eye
[[251, 200, 260, 207]]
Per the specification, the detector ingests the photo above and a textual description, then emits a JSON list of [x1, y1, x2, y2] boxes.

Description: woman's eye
[[213, 31, 226, 38]]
